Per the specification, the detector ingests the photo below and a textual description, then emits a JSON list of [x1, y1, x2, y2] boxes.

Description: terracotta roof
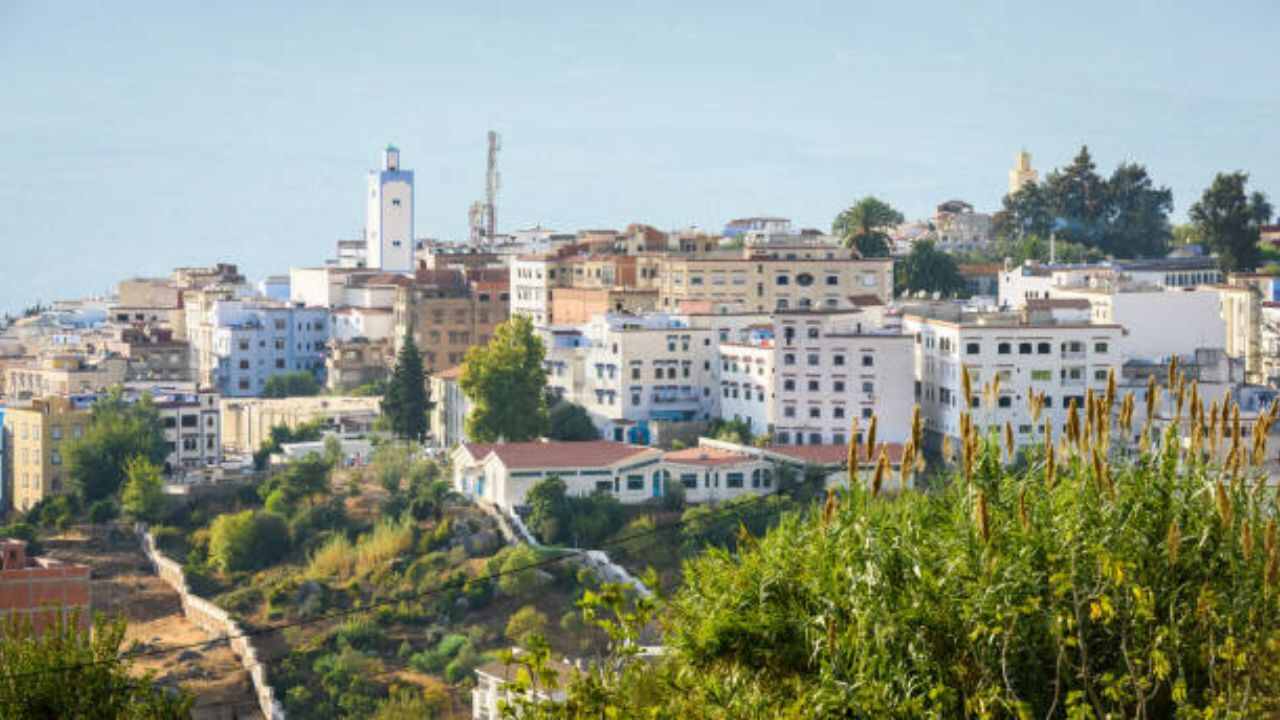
[[434, 365, 465, 380], [766, 442, 905, 466], [468, 440, 655, 469], [846, 294, 884, 307], [958, 263, 1003, 275], [664, 447, 755, 467]]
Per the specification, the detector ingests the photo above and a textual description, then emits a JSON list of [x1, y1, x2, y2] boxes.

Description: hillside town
[[3, 138, 1280, 716]]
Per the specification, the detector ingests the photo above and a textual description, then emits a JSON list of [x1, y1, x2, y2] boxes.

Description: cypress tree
[[384, 331, 428, 441]]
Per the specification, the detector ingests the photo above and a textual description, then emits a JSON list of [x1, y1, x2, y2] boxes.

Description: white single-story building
[[453, 440, 665, 510]]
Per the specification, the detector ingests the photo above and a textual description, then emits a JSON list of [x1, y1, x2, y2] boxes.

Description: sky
[[2, 1, 1278, 314]]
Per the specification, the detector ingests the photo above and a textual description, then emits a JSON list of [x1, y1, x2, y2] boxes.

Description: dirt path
[[43, 527, 263, 720]]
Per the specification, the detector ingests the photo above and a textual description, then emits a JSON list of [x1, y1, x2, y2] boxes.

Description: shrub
[[87, 499, 118, 524], [308, 533, 356, 580], [356, 517, 415, 569], [505, 605, 548, 644], [208, 510, 290, 573], [497, 545, 552, 597]]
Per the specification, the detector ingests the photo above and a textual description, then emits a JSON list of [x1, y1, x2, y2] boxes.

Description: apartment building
[[3, 354, 127, 401], [325, 338, 391, 393], [575, 314, 720, 444], [393, 270, 509, 373], [999, 258, 1223, 310], [429, 365, 470, 448], [148, 388, 222, 473], [104, 326, 191, 383], [1051, 286, 1225, 360], [2, 396, 91, 512], [190, 300, 330, 397], [902, 301, 1124, 452], [657, 247, 894, 312], [548, 287, 659, 325], [719, 312, 914, 446]]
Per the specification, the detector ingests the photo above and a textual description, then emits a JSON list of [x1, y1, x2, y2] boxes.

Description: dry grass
[[307, 518, 415, 581]]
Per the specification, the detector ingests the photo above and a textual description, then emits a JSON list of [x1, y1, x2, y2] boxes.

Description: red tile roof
[[664, 447, 754, 467], [465, 440, 656, 469], [765, 442, 905, 467]]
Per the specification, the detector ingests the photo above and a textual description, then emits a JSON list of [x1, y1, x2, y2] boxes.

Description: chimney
[[1, 539, 28, 570]]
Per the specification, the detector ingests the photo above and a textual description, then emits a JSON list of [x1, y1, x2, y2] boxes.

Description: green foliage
[[525, 475, 625, 546], [66, 389, 168, 501], [262, 370, 321, 398], [0, 523, 40, 556], [1191, 171, 1275, 272], [896, 239, 965, 297], [252, 421, 325, 471], [832, 196, 902, 258], [372, 686, 442, 720], [0, 613, 193, 718], [383, 331, 429, 441], [258, 454, 331, 508], [409, 633, 472, 674], [999, 147, 1174, 258], [26, 495, 80, 530], [460, 315, 550, 442], [87, 499, 118, 524], [505, 605, 549, 644], [497, 545, 552, 597], [121, 456, 166, 522], [548, 402, 601, 441], [307, 517, 414, 580], [207, 510, 290, 573], [707, 417, 752, 445]]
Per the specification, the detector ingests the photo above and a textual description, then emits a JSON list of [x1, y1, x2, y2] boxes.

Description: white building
[[510, 255, 558, 325], [473, 654, 574, 720], [149, 387, 223, 473], [903, 302, 1124, 452], [719, 311, 914, 446], [452, 440, 665, 509], [366, 145, 415, 273], [1052, 286, 1225, 360], [191, 301, 330, 397]]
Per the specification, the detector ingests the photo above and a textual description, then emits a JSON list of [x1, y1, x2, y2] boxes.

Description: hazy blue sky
[[2, 1, 1277, 314]]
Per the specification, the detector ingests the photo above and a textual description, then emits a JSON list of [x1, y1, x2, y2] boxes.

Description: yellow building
[[219, 395, 382, 454], [3, 397, 90, 512], [657, 247, 894, 312]]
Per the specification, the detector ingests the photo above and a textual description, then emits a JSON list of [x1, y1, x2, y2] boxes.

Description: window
[[862, 381, 874, 393], [726, 473, 744, 488], [998, 342, 1011, 355], [807, 354, 819, 366], [783, 379, 796, 391], [1018, 342, 1033, 355], [775, 275, 790, 286], [275, 358, 285, 369], [50, 450, 61, 466], [181, 415, 197, 428], [807, 327, 819, 339], [1037, 342, 1051, 354], [1094, 342, 1109, 353], [238, 360, 250, 370], [998, 396, 1012, 408], [681, 473, 699, 489], [861, 355, 874, 367], [966, 342, 980, 355], [833, 406, 845, 418], [596, 480, 613, 493], [809, 433, 823, 444], [1094, 369, 1108, 381], [861, 407, 873, 419], [826, 275, 839, 286], [809, 406, 821, 419], [784, 405, 796, 418], [1031, 369, 1052, 381], [833, 354, 845, 366], [632, 367, 641, 380], [626, 475, 644, 491], [808, 380, 820, 391], [796, 273, 814, 287], [784, 353, 796, 366], [833, 380, 845, 392]]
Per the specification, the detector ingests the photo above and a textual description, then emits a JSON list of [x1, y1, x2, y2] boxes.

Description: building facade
[[366, 145, 415, 273], [192, 301, 330, 397], [393, 272, 509, 373], [2, 396, 91, 512], [0, 539, 91, 634]]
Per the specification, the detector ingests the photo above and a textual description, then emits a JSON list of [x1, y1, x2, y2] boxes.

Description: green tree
[[507, 409, 1280, 717], [383, 331, 429, 441], [997, 181, 1056, 241], [262, 371, 321, 398], [1191, 171, 1274, 272], [252, 421, 325, 470], [1044, 144, 1109, 246], [208, 510, 290, 572], [460, 316, 549, 442], [526, 475, 571, 544], [1171, 223, 1204, 247], [120, 456, 165, 523], [258, 455, 331, 508], [896, 239, 965, 297], [832, 196, 902, 258], [548, 403, 600, 441], [497, 545, 551, 597], [1100, 162, 1173, 257], [505, 605, 549, 645], [66, 390, 168, 501], [0, 614, 192, 718]]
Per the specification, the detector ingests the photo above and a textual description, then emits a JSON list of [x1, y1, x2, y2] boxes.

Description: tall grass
[[307, 517, 415, 581]]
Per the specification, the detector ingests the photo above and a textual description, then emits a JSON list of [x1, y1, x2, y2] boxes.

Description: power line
[[1, 473, 821, 683]]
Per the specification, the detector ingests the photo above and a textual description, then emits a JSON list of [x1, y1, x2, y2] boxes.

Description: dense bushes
[[307, 517, 415, 581], [525, 475, 624, 546], [208, 510, 289, 573]]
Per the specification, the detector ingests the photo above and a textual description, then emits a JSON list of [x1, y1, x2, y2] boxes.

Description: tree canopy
[[548, 402, 600, 441], [832, 196, 902, 258], [120, 456, 165, 523], [0, 614, 192, 718], [383, 331, 429, 441], [999, 146, 1174, 258], [501, 388, 1280, 718], [262, 371, 321, 398], [897, 239, 966, 297], [1190, 171, 1275, 272], [460, 315, 549, 442], [66, 390, 168, 501]]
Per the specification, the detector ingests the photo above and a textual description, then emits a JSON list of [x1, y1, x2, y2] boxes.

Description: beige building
[[548, 287, 660, 325], [3, 354, 127, 400], [656, 247, 894, 312], [1009, 150, 1038, 195], [104, 326, 191, 383], [325, 338, 391, 393], [3, 397, 91, 512], [394, 271, 509, 373], [220, 395, 382, 454], [429, 365, 471, 448]]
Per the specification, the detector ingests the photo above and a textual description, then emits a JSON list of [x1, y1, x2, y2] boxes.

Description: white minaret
[[366, 145, 415, 272], [1008, 150, 1038, 196]]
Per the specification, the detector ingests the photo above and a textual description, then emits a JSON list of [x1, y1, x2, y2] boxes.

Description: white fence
[[134, 524, 286, 720]]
